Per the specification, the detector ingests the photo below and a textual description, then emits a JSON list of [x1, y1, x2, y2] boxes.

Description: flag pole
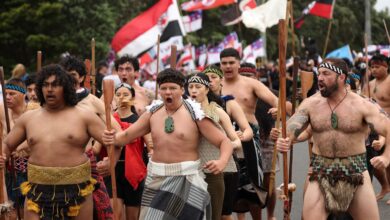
[[383, 19, 390, 44], [288, 0, 297, 57], [364, 34, 371, 98], [91, 38, 96, 95], [155, 35, 161, 99], [322, 19, 333, 58]]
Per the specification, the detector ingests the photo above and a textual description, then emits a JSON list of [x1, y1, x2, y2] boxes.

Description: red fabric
[[182, 0, 235, 12], [111, 0, 173, 52], [113, 112, 146, 189], [309, 1, 333, 19]]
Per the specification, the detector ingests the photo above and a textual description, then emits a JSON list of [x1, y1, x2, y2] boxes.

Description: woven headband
[[188, 75, 209, 87], [319, 62, 346, 75], [203, 67, 223, 78], [5, 84, 26, 94], [370, 60, 388, 68], [239, 67, 256, 75]]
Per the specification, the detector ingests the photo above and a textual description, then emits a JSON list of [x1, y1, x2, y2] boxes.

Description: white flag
[[242, 0, 287, 33]]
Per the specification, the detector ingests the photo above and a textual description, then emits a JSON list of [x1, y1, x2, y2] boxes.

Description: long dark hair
[[36, 64, 78, 106]]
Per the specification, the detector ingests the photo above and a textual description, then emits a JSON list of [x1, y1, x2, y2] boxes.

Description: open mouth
[[166, 97, 173, 103], [121, 78, 128, 83]]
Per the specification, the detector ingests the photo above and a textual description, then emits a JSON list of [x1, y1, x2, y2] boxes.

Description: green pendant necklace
[[327, 90, 348, 129], [164, 102, 183, 133]]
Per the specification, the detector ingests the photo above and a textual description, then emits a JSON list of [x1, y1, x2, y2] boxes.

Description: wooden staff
[[364, 34, 371, 98], [170, 45, 177, 70], [288, 56, 299, 213], [103, 80, 118, 220], [269, 95, 281, 196], [384, 19, 390, 44], [288, 0, 296, 57], [0, 67, 21, 219], [84, 59, 92, 91], [278, 19, 290, 220], [91, 38, 96, 95], [0, 68, 5, 220], [37, 51, 42, 73], [322, 19, 333, 58], [155, 35, 161, 99]]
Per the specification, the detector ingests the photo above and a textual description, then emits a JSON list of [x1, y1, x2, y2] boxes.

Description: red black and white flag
[[111, 0, 186, 57], [294, 0, 335, 28], [221, 0, 256, 26], [181, 0, 235, 12]]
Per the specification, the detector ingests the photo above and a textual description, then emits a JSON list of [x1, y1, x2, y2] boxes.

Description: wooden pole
[[0, 68, 4, 220], [269, 95, 281, 196], [103, 80, 119, 220], [384, 19, 390, 44], [0, 67, 21, 219], [155, 35, 161, 99], [170, 45, 177, 70], [288, 0, 296, 57], [84, 59, 92, 91], [322, 19, 333, 58], [278, 19, 290, 220], [37, 51, 42, 73], [91, 38, 96, 95], [364, 34, 371, 98]]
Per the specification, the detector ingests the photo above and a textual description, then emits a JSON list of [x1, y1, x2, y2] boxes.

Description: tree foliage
[[0, 0, 389, 76]]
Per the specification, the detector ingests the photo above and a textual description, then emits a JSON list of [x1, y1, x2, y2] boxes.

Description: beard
[[319, 81, 339, 97]]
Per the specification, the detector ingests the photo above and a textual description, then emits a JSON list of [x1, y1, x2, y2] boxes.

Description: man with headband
[[103, 68, 233, 219], [277, 58, 390, 219], [2, 78, 29, 217], [367, 54, 390, 204]]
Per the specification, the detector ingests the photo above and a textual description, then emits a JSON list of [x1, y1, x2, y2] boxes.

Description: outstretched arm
[[277, 99, 311, 152], [217, 108, 241, 150]]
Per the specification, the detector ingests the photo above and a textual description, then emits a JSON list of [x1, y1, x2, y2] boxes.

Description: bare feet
[[376, 189, 390, 200]]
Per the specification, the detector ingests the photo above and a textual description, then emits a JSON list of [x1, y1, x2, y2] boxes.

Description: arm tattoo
[[287, 109, 309, 138]]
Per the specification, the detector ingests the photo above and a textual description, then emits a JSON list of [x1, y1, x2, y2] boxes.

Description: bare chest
[[25, 113, 89, 146], [223, 83, 256, 109]]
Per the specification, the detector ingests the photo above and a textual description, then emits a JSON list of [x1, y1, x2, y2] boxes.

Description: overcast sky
[[375, 0, 390, 14]]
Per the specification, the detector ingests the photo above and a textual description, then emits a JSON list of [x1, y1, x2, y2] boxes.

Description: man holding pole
[[0, 64, 107, 220], [277, 58, 390, 219], [103, 68, 233, 219]]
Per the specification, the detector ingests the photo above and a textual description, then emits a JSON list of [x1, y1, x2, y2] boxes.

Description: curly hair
[[36, 64, 78, 106], [157, 68, 185, 87], [59, 56, 87, 86], [114, 55, 139, 72]]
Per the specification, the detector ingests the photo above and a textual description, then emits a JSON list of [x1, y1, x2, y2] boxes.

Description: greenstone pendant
[[164, 116, 175, 133], [331, 112, 338, 129]]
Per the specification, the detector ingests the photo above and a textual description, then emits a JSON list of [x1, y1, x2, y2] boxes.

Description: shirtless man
[[368, 54, 390, 203], [114, 56, 153, 115], [0, 64, 107, 220], [103, 68, 233, 219], [277, 58, 390, 220], [219, 48, 286, 219]]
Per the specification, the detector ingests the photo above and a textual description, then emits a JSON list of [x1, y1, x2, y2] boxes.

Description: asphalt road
[[234, 141, 390, 220]]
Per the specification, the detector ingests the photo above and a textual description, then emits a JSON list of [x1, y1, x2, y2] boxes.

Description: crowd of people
[[0, 47, 388, 220]]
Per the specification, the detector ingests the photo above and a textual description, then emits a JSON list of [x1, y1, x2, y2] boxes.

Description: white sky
[[374, 0, 390, 14]]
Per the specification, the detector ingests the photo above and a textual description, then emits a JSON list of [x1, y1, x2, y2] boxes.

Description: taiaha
[[278, 19, 290, 220], [170, 45, 177, 70], [0, 68, 13, 219], [91, 38, 96, 95], [0, 68, 19, 219], [322, 19, 333, 58], [155, 35, 161, 99], [84, 59, 92, 91], [103, 80, 119, 220], [37, 51, 42, 73], [288, 56, 299, 213], [269, 94, 281, 196]]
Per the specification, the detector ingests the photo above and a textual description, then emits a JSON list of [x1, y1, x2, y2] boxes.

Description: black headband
[[319, 62, 346, 75], [188, 75, 210, 87]]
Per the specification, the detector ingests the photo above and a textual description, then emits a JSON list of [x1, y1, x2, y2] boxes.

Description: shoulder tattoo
[[287, 109, 309, 138]]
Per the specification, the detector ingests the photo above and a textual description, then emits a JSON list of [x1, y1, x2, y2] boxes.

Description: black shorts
[[222, 172, 238, 215], [104, 161, 144, 206]]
